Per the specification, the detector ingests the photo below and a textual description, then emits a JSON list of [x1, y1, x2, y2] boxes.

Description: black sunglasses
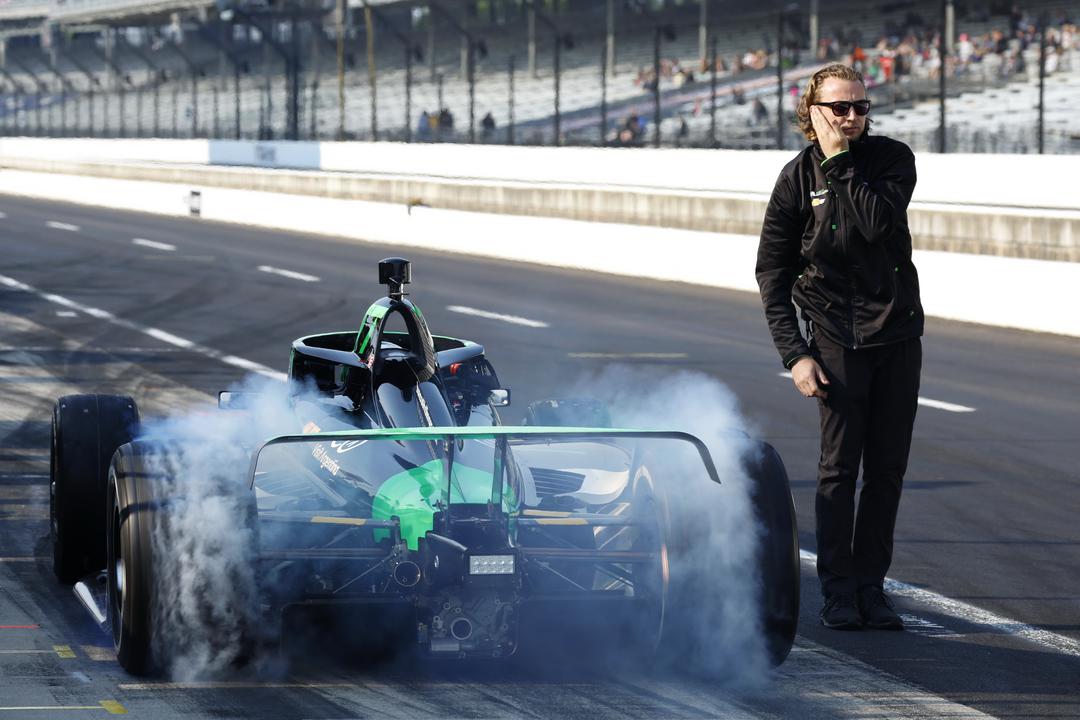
[[814, 100, 872, 117]]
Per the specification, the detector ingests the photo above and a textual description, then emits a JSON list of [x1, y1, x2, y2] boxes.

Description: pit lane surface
[[1, 195, 1078, 719]]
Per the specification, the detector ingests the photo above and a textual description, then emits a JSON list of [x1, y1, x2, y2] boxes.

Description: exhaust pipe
[[393, 560, 421, 587], [450, 617, 473, 641]]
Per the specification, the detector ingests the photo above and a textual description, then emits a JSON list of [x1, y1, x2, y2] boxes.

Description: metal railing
[[0, 0, 49, 21], [49, 0, 214, 22]]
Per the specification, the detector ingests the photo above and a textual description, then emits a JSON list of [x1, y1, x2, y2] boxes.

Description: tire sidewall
[[108, 444, 155, 675], [745, 440, 800, 666]]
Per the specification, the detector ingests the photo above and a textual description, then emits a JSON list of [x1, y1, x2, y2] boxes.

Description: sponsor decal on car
[[330, 440, 366, 453], [311, 443, 342, 476]]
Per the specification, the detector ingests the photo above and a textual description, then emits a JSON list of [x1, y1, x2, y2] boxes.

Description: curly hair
[[796, 64, 871, 142]]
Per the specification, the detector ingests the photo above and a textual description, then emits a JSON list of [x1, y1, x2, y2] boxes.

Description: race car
[[49, 257, 799, 675]]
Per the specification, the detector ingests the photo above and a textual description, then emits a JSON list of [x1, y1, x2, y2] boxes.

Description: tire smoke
[[564, 366, 774, 686], [128, 366, 780, 683], [137, 376, 301, 680]]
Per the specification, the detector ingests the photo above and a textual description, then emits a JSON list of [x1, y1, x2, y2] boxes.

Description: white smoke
[[564, 366, 774, 686], [137, 375, 301, 681], [128, 366, 781, 683]]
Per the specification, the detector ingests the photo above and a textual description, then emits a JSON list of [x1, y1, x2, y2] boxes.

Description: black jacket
[[756, 134, 923, 368]]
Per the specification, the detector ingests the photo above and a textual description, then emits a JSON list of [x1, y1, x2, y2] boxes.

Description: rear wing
[[247, 426, 722, 489]]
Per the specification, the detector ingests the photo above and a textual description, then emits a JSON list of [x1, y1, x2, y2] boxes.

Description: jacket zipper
[[833, 187, 858, 350], [850, 277, 858, 350]]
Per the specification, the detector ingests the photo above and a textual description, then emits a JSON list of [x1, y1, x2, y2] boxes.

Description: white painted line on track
[[447, 305, 549, 328], [144, 328, 195, 350], [42, 294, 82, 311], [0, 277, 32, 292], [45, 221, 80, 232], [55, 311, 77, 318], [82, 307, 115, 320], [798, 549, 1080, 658], [0, 272, 287, 383], [0, 703, 124, 713], [132, 238, 176, 252], [221, 354, 280, 375], [257, 265, 320, 283], [777, 371, 976, 413], [916, 397, 976, 413]]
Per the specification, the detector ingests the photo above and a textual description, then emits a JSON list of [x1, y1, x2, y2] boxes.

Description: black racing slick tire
[[744, 440, 800, 666], [107, 441, 261, 676], [107, 443, 157, 675], [51, 394, 140, 584]]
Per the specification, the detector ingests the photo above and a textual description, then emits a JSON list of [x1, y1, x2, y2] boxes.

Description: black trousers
[[812, 335, 922, 598]]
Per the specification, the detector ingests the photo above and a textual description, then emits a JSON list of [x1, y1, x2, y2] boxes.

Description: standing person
[[755, 64, 922, 631], [481, 111, 496, 141]]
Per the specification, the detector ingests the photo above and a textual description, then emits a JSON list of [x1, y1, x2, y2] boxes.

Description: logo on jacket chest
[[810, 188, 829, 207]]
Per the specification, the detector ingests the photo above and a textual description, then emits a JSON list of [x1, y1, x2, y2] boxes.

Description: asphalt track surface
[[1, 194, 1078, 719]]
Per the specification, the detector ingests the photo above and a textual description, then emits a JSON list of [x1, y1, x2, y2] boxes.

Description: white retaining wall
[[2, 137, 1079, 210], [0, 166, 1075, 338]]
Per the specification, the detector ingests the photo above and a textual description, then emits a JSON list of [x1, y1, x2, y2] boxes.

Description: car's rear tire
[[107, 443, 157, 675], [619, 468, 669, 658], [107, 441, 261, 676], [744, 440, 800, 666], [51, 394, 139, 584], [643, 439, 799, 670]]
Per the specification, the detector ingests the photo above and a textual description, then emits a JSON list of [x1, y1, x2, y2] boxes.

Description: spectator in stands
[[756, 63, 921, 634], [438, 108, 454, 137], [673, 64, 695, 88], [613, 114, 645, 146], [642, 69, 659, 92], [418, 111, 431, 141], [481, 112, 496, 141], [751, 97, 768, 126], [635, 114, 647, 136], [1009, 4, 1027, 35]]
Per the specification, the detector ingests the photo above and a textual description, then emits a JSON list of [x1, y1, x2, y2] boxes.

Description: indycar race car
[[49, 258, 799, 675]]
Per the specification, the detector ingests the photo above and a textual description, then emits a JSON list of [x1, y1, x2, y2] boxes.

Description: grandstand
[[0, 0, 1078, 153]]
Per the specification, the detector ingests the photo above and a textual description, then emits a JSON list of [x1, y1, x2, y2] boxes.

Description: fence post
[[508, 55, 515, 145]]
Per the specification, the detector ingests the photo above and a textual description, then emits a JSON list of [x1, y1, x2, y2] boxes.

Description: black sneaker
[[820, 593, 862, 630], [858, 588, 904, 630]]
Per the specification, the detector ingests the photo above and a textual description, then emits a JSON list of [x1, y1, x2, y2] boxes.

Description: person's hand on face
[[811, 105, 849, 158]]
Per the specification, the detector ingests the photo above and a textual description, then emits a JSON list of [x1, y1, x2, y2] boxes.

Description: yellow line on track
[[309, 516, 369, 526]]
